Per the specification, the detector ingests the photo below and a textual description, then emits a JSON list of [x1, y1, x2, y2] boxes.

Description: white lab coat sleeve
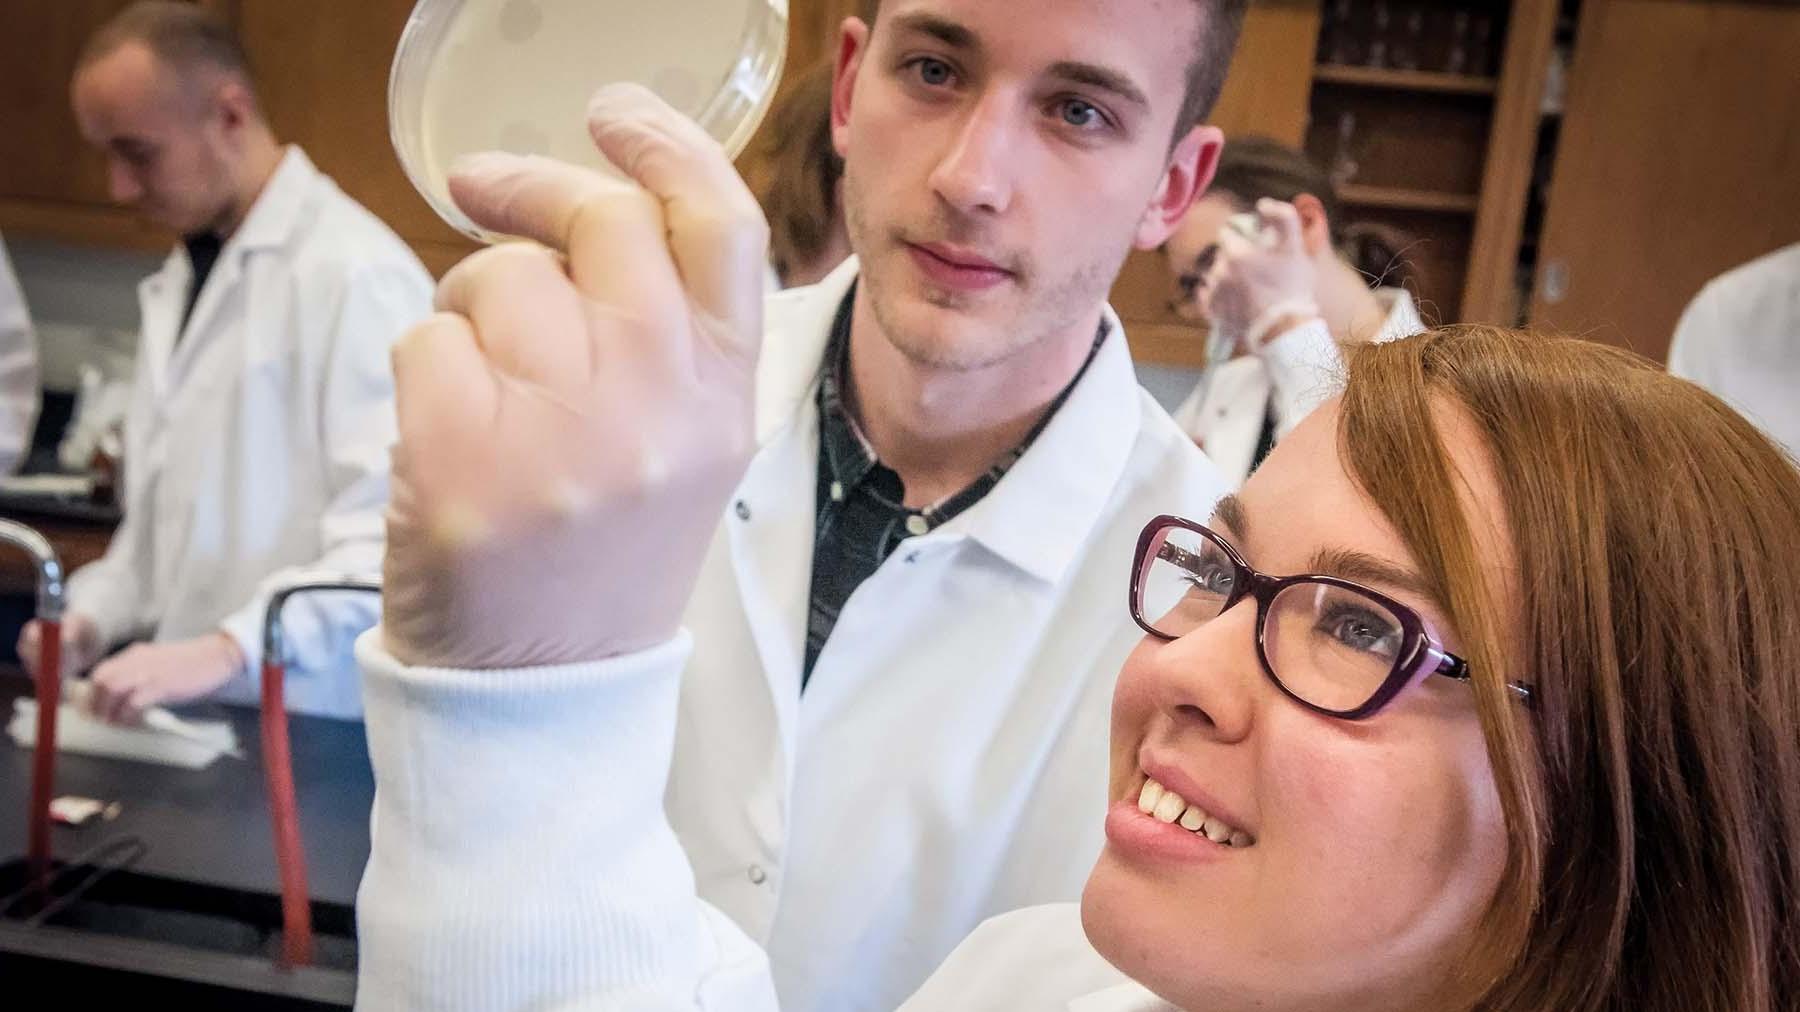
[[0, 239, 40, 475], [1257, 319, 1344, 439], [353, 630, 780, 1012], [1666, 282, 1725, 385], [217, 262, 430, 680]]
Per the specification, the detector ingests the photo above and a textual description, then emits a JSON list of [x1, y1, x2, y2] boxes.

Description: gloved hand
[[1200, 198, 1321, 354], [380, 84, 768, 670], [17, 612, 105, 681], [86, 632, 247, 725]]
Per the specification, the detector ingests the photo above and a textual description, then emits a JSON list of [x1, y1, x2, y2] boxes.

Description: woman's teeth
[[1137, 777, 1254, 848]]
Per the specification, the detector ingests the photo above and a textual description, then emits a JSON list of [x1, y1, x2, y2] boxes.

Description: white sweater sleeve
[[353, 630, 779, 1011]]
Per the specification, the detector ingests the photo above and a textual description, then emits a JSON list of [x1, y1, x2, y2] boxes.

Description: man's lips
[[904, 241, 1014, 291]]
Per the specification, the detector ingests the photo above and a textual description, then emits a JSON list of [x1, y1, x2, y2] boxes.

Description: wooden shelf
[[1313, 64, 1500, 96], [1337, 184, 1481, 214]]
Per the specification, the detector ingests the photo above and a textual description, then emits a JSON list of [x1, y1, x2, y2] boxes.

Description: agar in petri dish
[[390, 0, 788, 241]]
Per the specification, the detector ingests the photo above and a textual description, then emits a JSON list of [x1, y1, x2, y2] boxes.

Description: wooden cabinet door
[[1528, 0, 1800, 362], [0, 0, 174, 249]]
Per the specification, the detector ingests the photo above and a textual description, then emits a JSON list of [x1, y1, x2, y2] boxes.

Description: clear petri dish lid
[[390, 0, 788, 243]]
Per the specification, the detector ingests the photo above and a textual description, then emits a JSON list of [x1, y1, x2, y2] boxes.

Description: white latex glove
[[1200, 198, 1321, 354], [86, 632, 247, 725], [17, 612, 105, 681], [380, 84, 767, 670]]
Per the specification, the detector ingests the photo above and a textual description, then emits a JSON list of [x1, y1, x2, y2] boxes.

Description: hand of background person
[[17, 612, 104, 681], [1201, 198, 1321, 354], [85, 632, 245, 725]]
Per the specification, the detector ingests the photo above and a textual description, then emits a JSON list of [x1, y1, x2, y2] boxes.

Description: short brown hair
[[746, 62, 844, 286], [1339, 327, 1800, 1010], [862, 0, 1249, 135], [78, 1, 255, 94]]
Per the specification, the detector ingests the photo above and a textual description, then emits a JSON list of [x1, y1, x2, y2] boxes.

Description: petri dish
[[390, 0, 788, 242]]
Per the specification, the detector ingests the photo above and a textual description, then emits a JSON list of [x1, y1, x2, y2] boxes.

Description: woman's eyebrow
[[1306, 546, 1443, 611], [1212, 494, 1249, 540]]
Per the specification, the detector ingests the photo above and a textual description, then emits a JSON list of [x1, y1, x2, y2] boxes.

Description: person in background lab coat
[[0, 235, 42, 475], [351, 92, 1800, 1011], [1667, 241, 1800, 462], [1161, 137, 1423, 486], [15, 2, 431, 722]]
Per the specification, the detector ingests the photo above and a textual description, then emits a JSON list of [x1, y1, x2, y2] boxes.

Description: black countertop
[[0, 674, 373, 906], [0, 672, 373, 1006]]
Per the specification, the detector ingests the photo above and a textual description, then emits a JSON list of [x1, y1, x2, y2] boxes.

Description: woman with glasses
[[356, 322, 1799, 1011]]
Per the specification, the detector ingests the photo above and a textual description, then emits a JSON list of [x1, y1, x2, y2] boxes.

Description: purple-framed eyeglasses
[[1129, 515, 1532, 721]]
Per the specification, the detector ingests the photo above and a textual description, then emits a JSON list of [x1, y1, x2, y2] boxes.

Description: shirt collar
[[815, 287, 882, 494]]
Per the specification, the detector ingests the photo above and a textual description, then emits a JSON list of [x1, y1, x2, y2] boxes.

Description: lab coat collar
[[226, 146, 322, 255], [754, 256, 860, 442], [944, 306, 1141, 585]]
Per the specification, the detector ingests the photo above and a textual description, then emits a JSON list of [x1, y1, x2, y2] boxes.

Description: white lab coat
[[1667, 242, 1800, 462], [354, 632, 1169, 1012], [1171, 287, 1422, 487], [0, 234, 42, 475], [664, 260, 1227, 1011], [64, 147, 432, 719]]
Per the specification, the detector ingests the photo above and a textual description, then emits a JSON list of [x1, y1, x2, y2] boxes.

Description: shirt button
[[747, 864, 768, 885], [905, 514, 930, 537], [829, 481, 845, 502], [735, 500, 752, 521]]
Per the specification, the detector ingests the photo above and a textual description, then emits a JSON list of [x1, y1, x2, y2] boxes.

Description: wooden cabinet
[[1301, 0, 1559, 330], [1527, 0, 1800, 363], [0, 0, 173, 252]]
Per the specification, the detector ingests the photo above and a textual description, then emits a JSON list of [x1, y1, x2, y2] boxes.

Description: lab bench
[[0, 675, 372, 1008]]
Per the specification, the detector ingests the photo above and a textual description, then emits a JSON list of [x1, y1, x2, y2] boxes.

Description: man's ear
[[1292, 193, 1334, 257], [829, 18, 872, 160], [1134, 124, 1223, 250]]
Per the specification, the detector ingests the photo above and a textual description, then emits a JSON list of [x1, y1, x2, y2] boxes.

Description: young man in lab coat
[[15, 3, 432, 721], [634, 2, 1246, 1008]]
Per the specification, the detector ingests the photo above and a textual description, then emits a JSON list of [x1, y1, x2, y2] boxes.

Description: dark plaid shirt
[[802, 287, 1107, 685]]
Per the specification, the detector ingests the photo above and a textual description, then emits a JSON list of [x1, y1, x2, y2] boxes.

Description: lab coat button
[[735, 500, 752, 521], [747, 864, 768, 885], [904, 514, 930, 537]]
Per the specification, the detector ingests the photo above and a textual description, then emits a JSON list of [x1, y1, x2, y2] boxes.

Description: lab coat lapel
[[165, 147, 318, 394], [136, 252, 189, 402], [726, 260, 856, 758], [163, 251, 242, 392]]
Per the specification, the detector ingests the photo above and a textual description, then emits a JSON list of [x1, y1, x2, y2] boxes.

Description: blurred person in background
[[16, 2, 431, 723], [1667, 241, 1800, 461], [1161, 136, 1421, 485]]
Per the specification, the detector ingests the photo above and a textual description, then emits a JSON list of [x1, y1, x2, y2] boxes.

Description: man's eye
[[1058, 99, 1103, 129], [912, 57, 954, 88]]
